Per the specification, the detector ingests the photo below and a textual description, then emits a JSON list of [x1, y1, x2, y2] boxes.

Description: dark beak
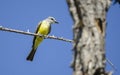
[[55, 21, 59, 24]]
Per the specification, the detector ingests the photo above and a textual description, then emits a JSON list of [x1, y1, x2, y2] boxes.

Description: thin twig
[[0, 26, 73, 43], [106, 58, 117, 71]]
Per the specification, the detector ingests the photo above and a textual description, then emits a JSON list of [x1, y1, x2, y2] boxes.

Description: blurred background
[[0, 0, 119, 75]]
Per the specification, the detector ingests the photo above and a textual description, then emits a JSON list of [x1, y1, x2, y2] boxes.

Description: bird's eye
[[51, 18, 54, 20]]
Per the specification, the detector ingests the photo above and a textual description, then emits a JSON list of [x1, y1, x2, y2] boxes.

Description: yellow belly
[[34, 21, 50, 49], [39, 21, 50, 35]]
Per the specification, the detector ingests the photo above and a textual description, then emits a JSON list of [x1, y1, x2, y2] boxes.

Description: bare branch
[[0, 26, 73, 43], [106, 58, 117, 71]]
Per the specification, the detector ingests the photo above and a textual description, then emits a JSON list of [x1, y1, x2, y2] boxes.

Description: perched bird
[[26, 17, 58, 61]]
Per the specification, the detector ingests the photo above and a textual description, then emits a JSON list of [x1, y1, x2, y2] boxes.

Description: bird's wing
[[32, 21, 42, 48], [35, 21, 42, 33]]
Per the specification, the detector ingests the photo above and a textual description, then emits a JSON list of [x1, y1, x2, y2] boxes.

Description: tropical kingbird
[[26, 17, 58, 61]]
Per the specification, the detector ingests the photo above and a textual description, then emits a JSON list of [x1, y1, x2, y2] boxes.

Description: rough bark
[[66, 0, 112, 75]]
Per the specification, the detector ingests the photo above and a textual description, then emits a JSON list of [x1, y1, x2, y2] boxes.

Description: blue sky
[[0, 0, 120, 75]]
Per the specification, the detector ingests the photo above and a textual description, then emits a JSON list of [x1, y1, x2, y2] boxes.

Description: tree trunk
[[66, 0, 112, 75]]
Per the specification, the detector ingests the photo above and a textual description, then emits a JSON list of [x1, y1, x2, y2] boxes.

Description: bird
[[26, 16, 58, 61]]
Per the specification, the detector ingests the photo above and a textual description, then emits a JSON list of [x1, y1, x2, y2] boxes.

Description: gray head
[[45, 16, 58, 24]]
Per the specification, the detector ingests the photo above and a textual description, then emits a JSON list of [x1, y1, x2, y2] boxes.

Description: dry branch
[[0, 26, 73, 43]]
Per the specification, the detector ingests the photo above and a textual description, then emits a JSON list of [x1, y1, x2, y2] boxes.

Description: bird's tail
[[26, 48, 37, 61]]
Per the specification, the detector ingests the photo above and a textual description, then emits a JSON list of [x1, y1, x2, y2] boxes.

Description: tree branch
[[0, 26, 73, 43]]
